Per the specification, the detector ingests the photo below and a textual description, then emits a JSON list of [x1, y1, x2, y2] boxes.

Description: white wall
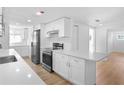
[[95, 27, 107, 53], [71, 23, 90, 53], [27, 27, 33, 57], [95, 22, 124, 53], [78, 23, 89, 53], [71, 25, 79, 51]]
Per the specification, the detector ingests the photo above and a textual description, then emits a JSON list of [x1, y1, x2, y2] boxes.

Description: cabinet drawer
[[70, 57, 85, 67]]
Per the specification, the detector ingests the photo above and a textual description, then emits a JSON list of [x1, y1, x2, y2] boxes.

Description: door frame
[[107, 29, 124, 53]]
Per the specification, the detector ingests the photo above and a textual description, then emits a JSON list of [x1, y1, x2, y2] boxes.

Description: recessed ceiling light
[[36, 11, 44, 16], [99, 24, 103, 26], [27, 19, 31, 22], [95, 19, 100, 22], [16, 23, 19, 25]]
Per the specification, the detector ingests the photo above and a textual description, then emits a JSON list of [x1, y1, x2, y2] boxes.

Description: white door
[[108, 31, 124, 53], [69, 57, 85, 84]]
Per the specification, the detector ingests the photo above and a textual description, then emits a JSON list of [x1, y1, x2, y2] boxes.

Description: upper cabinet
[[33, 24, 41, 30], [45, 17, 72, 38]]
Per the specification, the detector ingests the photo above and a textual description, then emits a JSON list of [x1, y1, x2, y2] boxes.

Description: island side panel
[[85, 60, 96, 85]]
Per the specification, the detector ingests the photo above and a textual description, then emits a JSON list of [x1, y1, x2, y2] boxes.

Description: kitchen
[[1, 7, 124, 85]]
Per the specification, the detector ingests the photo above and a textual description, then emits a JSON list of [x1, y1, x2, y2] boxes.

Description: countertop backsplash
[[46, 37, 71, 50]]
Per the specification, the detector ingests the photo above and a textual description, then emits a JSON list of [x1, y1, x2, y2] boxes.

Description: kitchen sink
[[0, 55, 17, 64]]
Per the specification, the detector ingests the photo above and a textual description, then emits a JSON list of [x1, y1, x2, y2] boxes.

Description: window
[[116, 32, 124, 40], [9, 25, 26, 46]]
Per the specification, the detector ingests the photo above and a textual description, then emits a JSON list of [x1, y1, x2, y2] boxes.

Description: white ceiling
[[4, 7, 124, 27]]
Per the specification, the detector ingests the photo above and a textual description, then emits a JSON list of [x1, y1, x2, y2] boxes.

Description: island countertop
[[53, 50, 107, 62], [0, 49, 45, 85]]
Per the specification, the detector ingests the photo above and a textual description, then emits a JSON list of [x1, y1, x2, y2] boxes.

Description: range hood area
[[46, 30, 59, 38], [45, 17, 71, 38]]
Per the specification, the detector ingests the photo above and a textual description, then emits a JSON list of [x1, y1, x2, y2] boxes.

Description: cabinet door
[[45, 23, 52, 37], [57, 18, 64, 37], [53, 53, 69, 79], [69, 57, 85, 84], [58, 18, 71, 37], [53, 53, 61, 74], [51, 21, 59, 30], [59, 54, 69, 79]]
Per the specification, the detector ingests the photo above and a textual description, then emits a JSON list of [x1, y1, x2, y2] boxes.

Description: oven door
[[42, 52, 52, 68]]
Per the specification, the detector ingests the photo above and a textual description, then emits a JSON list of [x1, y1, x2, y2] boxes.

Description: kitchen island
[[53, 50, 107, 62], [53, 50, 107, 85], [0, 49, 45, 85]]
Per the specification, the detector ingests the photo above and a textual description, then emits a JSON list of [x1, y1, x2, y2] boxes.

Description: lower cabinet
[[53, 53, 61, 74], [69, 57, 85, 84], [53, 52, 86, 84], [59, 54, 69, 79], [53, 53, 69, 79]]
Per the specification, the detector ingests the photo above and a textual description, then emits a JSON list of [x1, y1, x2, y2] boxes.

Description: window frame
[[9, 26, 27, 46]]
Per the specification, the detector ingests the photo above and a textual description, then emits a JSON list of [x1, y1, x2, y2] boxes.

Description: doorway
[[107, 30, 124, 53], [89, 27, 95, 53]]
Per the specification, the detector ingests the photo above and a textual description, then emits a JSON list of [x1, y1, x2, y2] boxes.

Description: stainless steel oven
[[42, 43, 64, 72], [42, 50, 53, 72]]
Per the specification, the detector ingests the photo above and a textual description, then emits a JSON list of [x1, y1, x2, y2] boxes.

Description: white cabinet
[[53, 53, 69, 79], [53, 53, 61, 74], [53, 52, 85, 84], [45, 17, 72, 38], [58, 18, 72, 37], [58, 54, 69, 79], [69, 57, 85, 84], [45, 23, 52, 37], [53, 52, 96, 85]]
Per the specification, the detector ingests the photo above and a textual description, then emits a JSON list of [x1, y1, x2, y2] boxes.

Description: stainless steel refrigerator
[[31, 29, 40, 64]]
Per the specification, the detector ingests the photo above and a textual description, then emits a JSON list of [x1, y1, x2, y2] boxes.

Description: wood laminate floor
[[96, 52, 124, 85], [23, 57, 71, 85]]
